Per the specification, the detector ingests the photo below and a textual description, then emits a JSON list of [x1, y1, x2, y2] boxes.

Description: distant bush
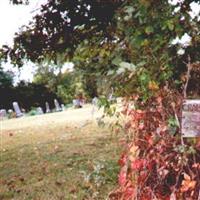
[[27, 108, 37, 116]]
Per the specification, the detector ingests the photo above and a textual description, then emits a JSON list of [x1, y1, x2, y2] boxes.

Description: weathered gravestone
[[54, 99, 61, 112], [37, 107, 44, 115], [13, 102, 23, 117], [182, 99, 200, 137], [73, 99, 82, 108], [45, 102, 51, 113], [73, 99, 77, 107], [8, 109, 14, 118], [0, 109, 7, 118], [61, 104, 65, 111], [91, 97, 99, 116]]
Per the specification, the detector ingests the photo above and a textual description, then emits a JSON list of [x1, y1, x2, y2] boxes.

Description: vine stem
[[183, 56, 192, 99], [180, 56, 192, 145]]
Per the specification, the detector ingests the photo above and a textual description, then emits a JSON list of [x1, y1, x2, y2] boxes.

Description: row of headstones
[[0, 99, 65, 118]]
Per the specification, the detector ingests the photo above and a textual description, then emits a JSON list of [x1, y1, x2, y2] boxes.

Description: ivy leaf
[[133, 33, 146, 48], [118, 166, 127, 186], [107, 70, 115, 75], [137, 61, 146, 67], [145, 26, 154, 34], [119, 62, 136, 71], [112, 57, 122, 66], [125, 6, 135, 15], [117, 67, 126, 75], [181, 173, 196, 192], [167, 20, 174, 31]]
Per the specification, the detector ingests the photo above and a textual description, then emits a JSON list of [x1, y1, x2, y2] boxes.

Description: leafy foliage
[[110, 89, 200, 199], [1, 0, 124, 66], [0, 67, 13, 87]]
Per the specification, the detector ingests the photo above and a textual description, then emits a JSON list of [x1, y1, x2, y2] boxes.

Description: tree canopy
[[1, 1, 199, 91], [0, 0, 199, 100]]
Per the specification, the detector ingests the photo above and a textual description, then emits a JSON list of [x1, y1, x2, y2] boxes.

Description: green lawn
[[0, 120, 121, 200]]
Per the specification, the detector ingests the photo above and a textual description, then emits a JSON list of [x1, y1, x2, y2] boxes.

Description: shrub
[[110, 88, 200, 199]]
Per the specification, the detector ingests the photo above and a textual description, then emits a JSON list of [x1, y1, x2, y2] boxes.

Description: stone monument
[[0, 109, 7, 118], [182, 99, 200, 137], [12, 102, 23, 117], [37, 107, 44, 115], [54, 99, 61, 112], [61, 104, 65, 111], [45, 102, 51, 113]]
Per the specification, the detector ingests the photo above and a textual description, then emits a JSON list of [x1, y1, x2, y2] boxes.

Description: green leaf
[[116, 67, 126, 75], [112, 57, 122, 66], [145, 26, 154, 34], [107, 70, 115, 75], [131, 35, 144, 48], [119, 62, 136, 70], [125, 6, 135, 15], [137, 61, 146, 67], [167, 20, 174, 31]]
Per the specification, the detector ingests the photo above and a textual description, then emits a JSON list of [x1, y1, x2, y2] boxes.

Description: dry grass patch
[[0, 113, 121, 200]]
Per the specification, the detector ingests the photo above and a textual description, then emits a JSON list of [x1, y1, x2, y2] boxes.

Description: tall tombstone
[[37, 107, 44, 115], [13, 102, 23, 117], [91, 97, 98, 116], [54, 99, 61, 112], [45, 102, 51, 113]]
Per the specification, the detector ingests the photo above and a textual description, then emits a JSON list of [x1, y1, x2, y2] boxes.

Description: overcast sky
[[0, 0, 47, 46], [0, 0, 48, 83], [0, 1, 199, 83]]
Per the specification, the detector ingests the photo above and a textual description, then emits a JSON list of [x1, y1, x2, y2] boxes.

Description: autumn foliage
[[110, 87, 200, 199]]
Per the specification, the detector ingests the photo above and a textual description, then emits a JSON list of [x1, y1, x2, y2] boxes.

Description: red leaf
[[118, 153, 127, 167], [118, 166, 127, 186], [131, 159, 146, 170]]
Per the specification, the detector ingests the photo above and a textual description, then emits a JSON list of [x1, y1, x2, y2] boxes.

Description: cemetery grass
[[0, 108, 122, 200]]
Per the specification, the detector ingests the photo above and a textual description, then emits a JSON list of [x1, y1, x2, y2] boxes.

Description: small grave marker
[[37, 107, 44, 115], [61, 104, 65, 111], [182, 99, 200, 137], [0, 109, 7, 118]]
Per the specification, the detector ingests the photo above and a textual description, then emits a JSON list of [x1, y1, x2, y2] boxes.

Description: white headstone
[[13, 102, 23, 117], [92, 97, 98, 106], [54, 99, 61, 112], [0, 109, 7, 118], [91, 97, 98, 116], [182, 99, 200, 137], [45, 102, 51, 113], [37, 107, 44, 115], [61, 104, 65, 111], [73, 99, 82, 108], [73, 99, 77, 106]]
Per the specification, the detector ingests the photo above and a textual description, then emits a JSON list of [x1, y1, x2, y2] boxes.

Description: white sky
[[0, 1, 199, 84], [0, 0, 47, 84], [0, 0, 48, 47]]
